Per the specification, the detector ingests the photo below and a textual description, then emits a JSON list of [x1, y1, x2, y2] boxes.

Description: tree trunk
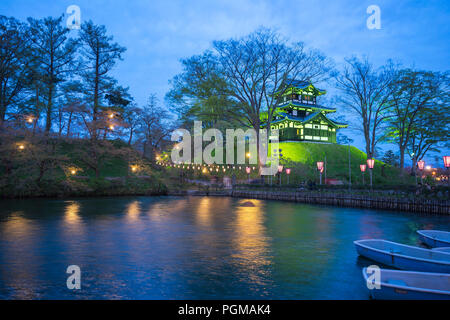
[[128, 129, 133, 145], [399, 147, 405, 170], [66, 113, 73, 137]]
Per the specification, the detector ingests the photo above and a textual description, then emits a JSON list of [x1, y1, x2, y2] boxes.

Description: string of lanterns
[[155, 161, 259, 173]]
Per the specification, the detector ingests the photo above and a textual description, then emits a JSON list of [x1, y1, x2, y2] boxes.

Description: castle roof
[[277, 101, 336, 113], [275, 79, 326, 96], [269, 111, 348, 128]]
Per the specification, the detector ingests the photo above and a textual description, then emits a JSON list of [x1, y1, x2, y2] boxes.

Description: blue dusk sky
[[1, 0, 449, 164]]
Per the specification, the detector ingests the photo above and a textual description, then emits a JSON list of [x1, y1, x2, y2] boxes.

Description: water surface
[[0, 196, 448, 299]]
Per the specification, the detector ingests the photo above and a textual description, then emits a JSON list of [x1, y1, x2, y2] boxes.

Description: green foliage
[[0, 133, 167, 198], [382, 150, 399, 167]]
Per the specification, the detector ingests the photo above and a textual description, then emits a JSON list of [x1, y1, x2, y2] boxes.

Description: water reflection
[[195, 197, 212, 227], [126, 200, 141, 223], [64, 201, 82, 227], [0, 212, 41, 299], [232, 199, 272, 287], [0, 196, 448, 299]]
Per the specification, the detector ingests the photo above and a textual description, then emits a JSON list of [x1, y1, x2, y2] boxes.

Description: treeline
[[0, 14, 172, 157], [0, 14, 174, 196], [167, 28, 450, 170]]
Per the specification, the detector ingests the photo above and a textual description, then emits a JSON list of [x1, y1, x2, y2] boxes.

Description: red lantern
[[360, 164, 367, 172], [417, 160, 425, 171], [316, 161, 324, 171], [278, 165, 284, 173], [443, 156, 450, 168], [246, 167, 251, 174], [367, 159, 375, 169], [286, 168, 291, 175]]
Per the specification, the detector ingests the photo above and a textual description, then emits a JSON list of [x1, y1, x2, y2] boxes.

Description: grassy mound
[[0, 136, 167, 198]]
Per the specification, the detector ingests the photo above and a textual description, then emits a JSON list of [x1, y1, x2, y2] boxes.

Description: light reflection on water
[[0, 196, 448, 299]]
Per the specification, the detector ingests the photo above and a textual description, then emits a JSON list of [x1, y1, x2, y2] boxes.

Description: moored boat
[[354, 239, 450, 273], [417, 230, 450, 248], [433, 247, 450, 253], [362, 268, 450, 300]]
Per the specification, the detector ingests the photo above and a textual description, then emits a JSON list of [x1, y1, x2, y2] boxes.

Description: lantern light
[[367, 159, 375, 169], [246, 167, 251, 174], [71, 169, 76, 175], [246, 152, 251, 158], [18, 144, 25, 150], [278, 165, 283, 173], [443, 156, 450, 168], [316, 161, 324, 171], [417, 160, 425, 171], [360, 164, 367, 172], [109, 125, 114, 130], [286, 168, 291, 175]]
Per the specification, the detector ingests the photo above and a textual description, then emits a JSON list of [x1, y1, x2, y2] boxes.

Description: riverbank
[[168, 189, 450, 215]]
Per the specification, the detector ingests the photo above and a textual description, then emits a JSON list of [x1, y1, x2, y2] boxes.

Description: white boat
[[417, 230, 450, 248], [354, 239, 450, 273], [362, 268, 450, 300]]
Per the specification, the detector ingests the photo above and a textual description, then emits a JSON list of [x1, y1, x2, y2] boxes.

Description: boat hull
[[368, 285, 450, 300], [418, 231, 450, 248], [363, 269, 450, 300], [355, 240, 450, 273]]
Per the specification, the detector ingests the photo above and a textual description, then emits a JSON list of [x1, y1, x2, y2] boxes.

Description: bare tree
[[137, 94, 172, 160], [336, 57, 396, 159], [213, 28, 333, 165]]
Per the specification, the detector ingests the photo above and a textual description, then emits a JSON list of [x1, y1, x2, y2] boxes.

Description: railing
[[230, 189, 450, 215]]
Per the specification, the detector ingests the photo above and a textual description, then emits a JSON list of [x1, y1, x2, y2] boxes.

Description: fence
[[230, 190, 450, 215]]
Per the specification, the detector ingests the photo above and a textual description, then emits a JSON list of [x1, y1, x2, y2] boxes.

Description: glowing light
[[367, 159, 375, 169], [18, 144, 25, 150], [360, 164, 367, 172], [131, 165, 138, 172], [246, 167, 251, 174], [417, 160, 425, 171], [246, 152, 251, 158], [71, 169, 76, 175], [425, 165, 431, 171], [286, 168, 291, 175], [443, 156, 450, 168], [109, 125, 114, 130], [278, 165, 283, 173], [316, 161, 324, 171]]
